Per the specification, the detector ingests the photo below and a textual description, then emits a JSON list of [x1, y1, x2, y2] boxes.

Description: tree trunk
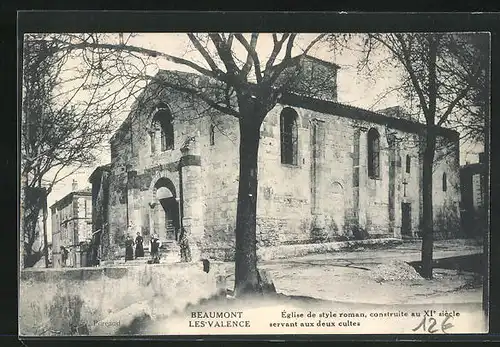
[[234, 116, 262, 297], [42, 189, 49, 268], [20, 179, 27, 270], [22, 185, 45, 268], [420, 130, 436, 279]]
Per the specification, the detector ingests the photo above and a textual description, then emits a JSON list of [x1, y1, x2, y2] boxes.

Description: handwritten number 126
[[412, 316, 453, 334]]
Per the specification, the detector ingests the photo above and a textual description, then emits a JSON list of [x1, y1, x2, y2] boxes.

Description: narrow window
[[150, 129, 156, 153], [152, 105, 174, 152], [160, 128, 167, 151], [209, 124, 215, 146], [367, 128, 380, 179], [406, 155, 411, 173], [160, 120, 174, 151], [280, 108, 298, 165], [442, 172, 447, 192]]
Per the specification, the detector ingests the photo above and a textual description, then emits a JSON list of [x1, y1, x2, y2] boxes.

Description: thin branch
[[52, 38, 223, 81], [437, 84, 473, 126], [392, 34, 431, 120], [284, 34, 297, 60], [234, 33, 262, 81], [302, 33, 326, 55], [186, 33, 225, 77], [153, 75, 240, 117], [264, 33, 289, 74]]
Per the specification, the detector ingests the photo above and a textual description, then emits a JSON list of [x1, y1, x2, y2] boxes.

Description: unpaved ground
[[58, 239, 485, 335], [222, 239, 484, 305]]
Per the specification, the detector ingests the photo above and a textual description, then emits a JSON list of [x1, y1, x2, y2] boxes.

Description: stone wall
[[19, 263, 226, 336], [90, 167, 111, 259], [432, 136, 462, 239], [103, 70, 461, 261], [201, 114, 239, 259]]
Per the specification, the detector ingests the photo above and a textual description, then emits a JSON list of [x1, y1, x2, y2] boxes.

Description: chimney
[[72, 179, 78, 191]]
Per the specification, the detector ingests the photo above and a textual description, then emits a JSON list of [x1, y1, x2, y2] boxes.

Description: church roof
[[88, 163, 112, 183], [290, 54, 341, 70], [460, 162, 486, 174], [280, 93, 459, 141], [110, 66, 459, 144]]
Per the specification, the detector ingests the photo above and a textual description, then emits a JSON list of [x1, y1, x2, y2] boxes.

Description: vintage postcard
[[19, 21, 489, 337]]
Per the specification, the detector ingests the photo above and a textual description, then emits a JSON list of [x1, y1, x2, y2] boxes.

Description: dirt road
[[224, 239, 484, 305]]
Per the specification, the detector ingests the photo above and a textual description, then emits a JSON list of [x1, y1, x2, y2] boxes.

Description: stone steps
[[102, 241, 181, 266]]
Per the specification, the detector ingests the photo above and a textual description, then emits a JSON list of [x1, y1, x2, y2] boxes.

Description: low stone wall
[[257, 238, 403, 261], [19, 262, 227, 336]]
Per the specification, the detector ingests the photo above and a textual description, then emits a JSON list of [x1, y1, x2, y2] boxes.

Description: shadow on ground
[[408, 253, 485, 276]]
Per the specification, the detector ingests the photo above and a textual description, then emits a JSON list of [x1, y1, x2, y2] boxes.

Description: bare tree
[[46, 33, 342, 296], [357, 33, 488, 278], [21, 34, 120, 268]]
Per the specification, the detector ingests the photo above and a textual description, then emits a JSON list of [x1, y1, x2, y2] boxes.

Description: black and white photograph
[[19, 22, 490, 336]]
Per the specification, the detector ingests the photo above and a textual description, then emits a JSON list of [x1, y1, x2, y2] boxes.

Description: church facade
[[90, 56, 461, 261]]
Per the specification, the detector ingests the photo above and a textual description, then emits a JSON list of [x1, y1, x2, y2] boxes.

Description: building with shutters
[[50, 180, 93, 267], [460, 153, 488, 238]]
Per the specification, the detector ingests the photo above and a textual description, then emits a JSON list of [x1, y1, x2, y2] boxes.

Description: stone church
[[89, 56, 461, 261]]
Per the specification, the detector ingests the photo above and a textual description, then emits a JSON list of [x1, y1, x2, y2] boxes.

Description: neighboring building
[[460, 153, 487, 238], [88, 164, 111, 262], [91, 55, 461, 262], [50, 180, 93, 267]]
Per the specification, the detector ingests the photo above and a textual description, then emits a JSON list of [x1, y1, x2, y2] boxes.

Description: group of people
[[124, 232, 162, 264]]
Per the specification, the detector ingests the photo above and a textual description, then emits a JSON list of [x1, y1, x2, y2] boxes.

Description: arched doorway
[[153, 178, 180, 241]]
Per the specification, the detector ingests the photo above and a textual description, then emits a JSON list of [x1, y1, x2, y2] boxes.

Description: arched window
[[367, 128, 380, 179], [209, 124, 215, 146], [151, 105, 174, 152], [406, 155, 411, 174], [442, 172, 447, 192], [280, 107, 298, 165]]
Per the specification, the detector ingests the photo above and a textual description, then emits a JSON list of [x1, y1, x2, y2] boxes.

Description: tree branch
[[302, 33, 326, 55], [154, 75, 240, 117], [208, 33, 240, 76], [437, 84, 473, 126], [264, 33, 290, 74], [187, 33, 225, 77], [234, 33, 262, 81], [284, 34, 297, 60], [52, 38, 223, 81], [392, 34, 431, 120]]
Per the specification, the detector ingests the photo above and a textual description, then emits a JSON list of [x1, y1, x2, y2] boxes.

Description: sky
[[41, 33, 486, 241]]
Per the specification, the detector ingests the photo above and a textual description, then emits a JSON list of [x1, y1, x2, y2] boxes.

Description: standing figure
[[135, 232, 144, 258], [150, 234, 162, 264], [179, 227, 192, 262], [61, 246, 68, 267], [125, 235, 134, 261]]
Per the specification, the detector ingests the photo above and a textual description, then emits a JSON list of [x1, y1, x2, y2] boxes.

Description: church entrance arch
[[153, 177, 180, 241]]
